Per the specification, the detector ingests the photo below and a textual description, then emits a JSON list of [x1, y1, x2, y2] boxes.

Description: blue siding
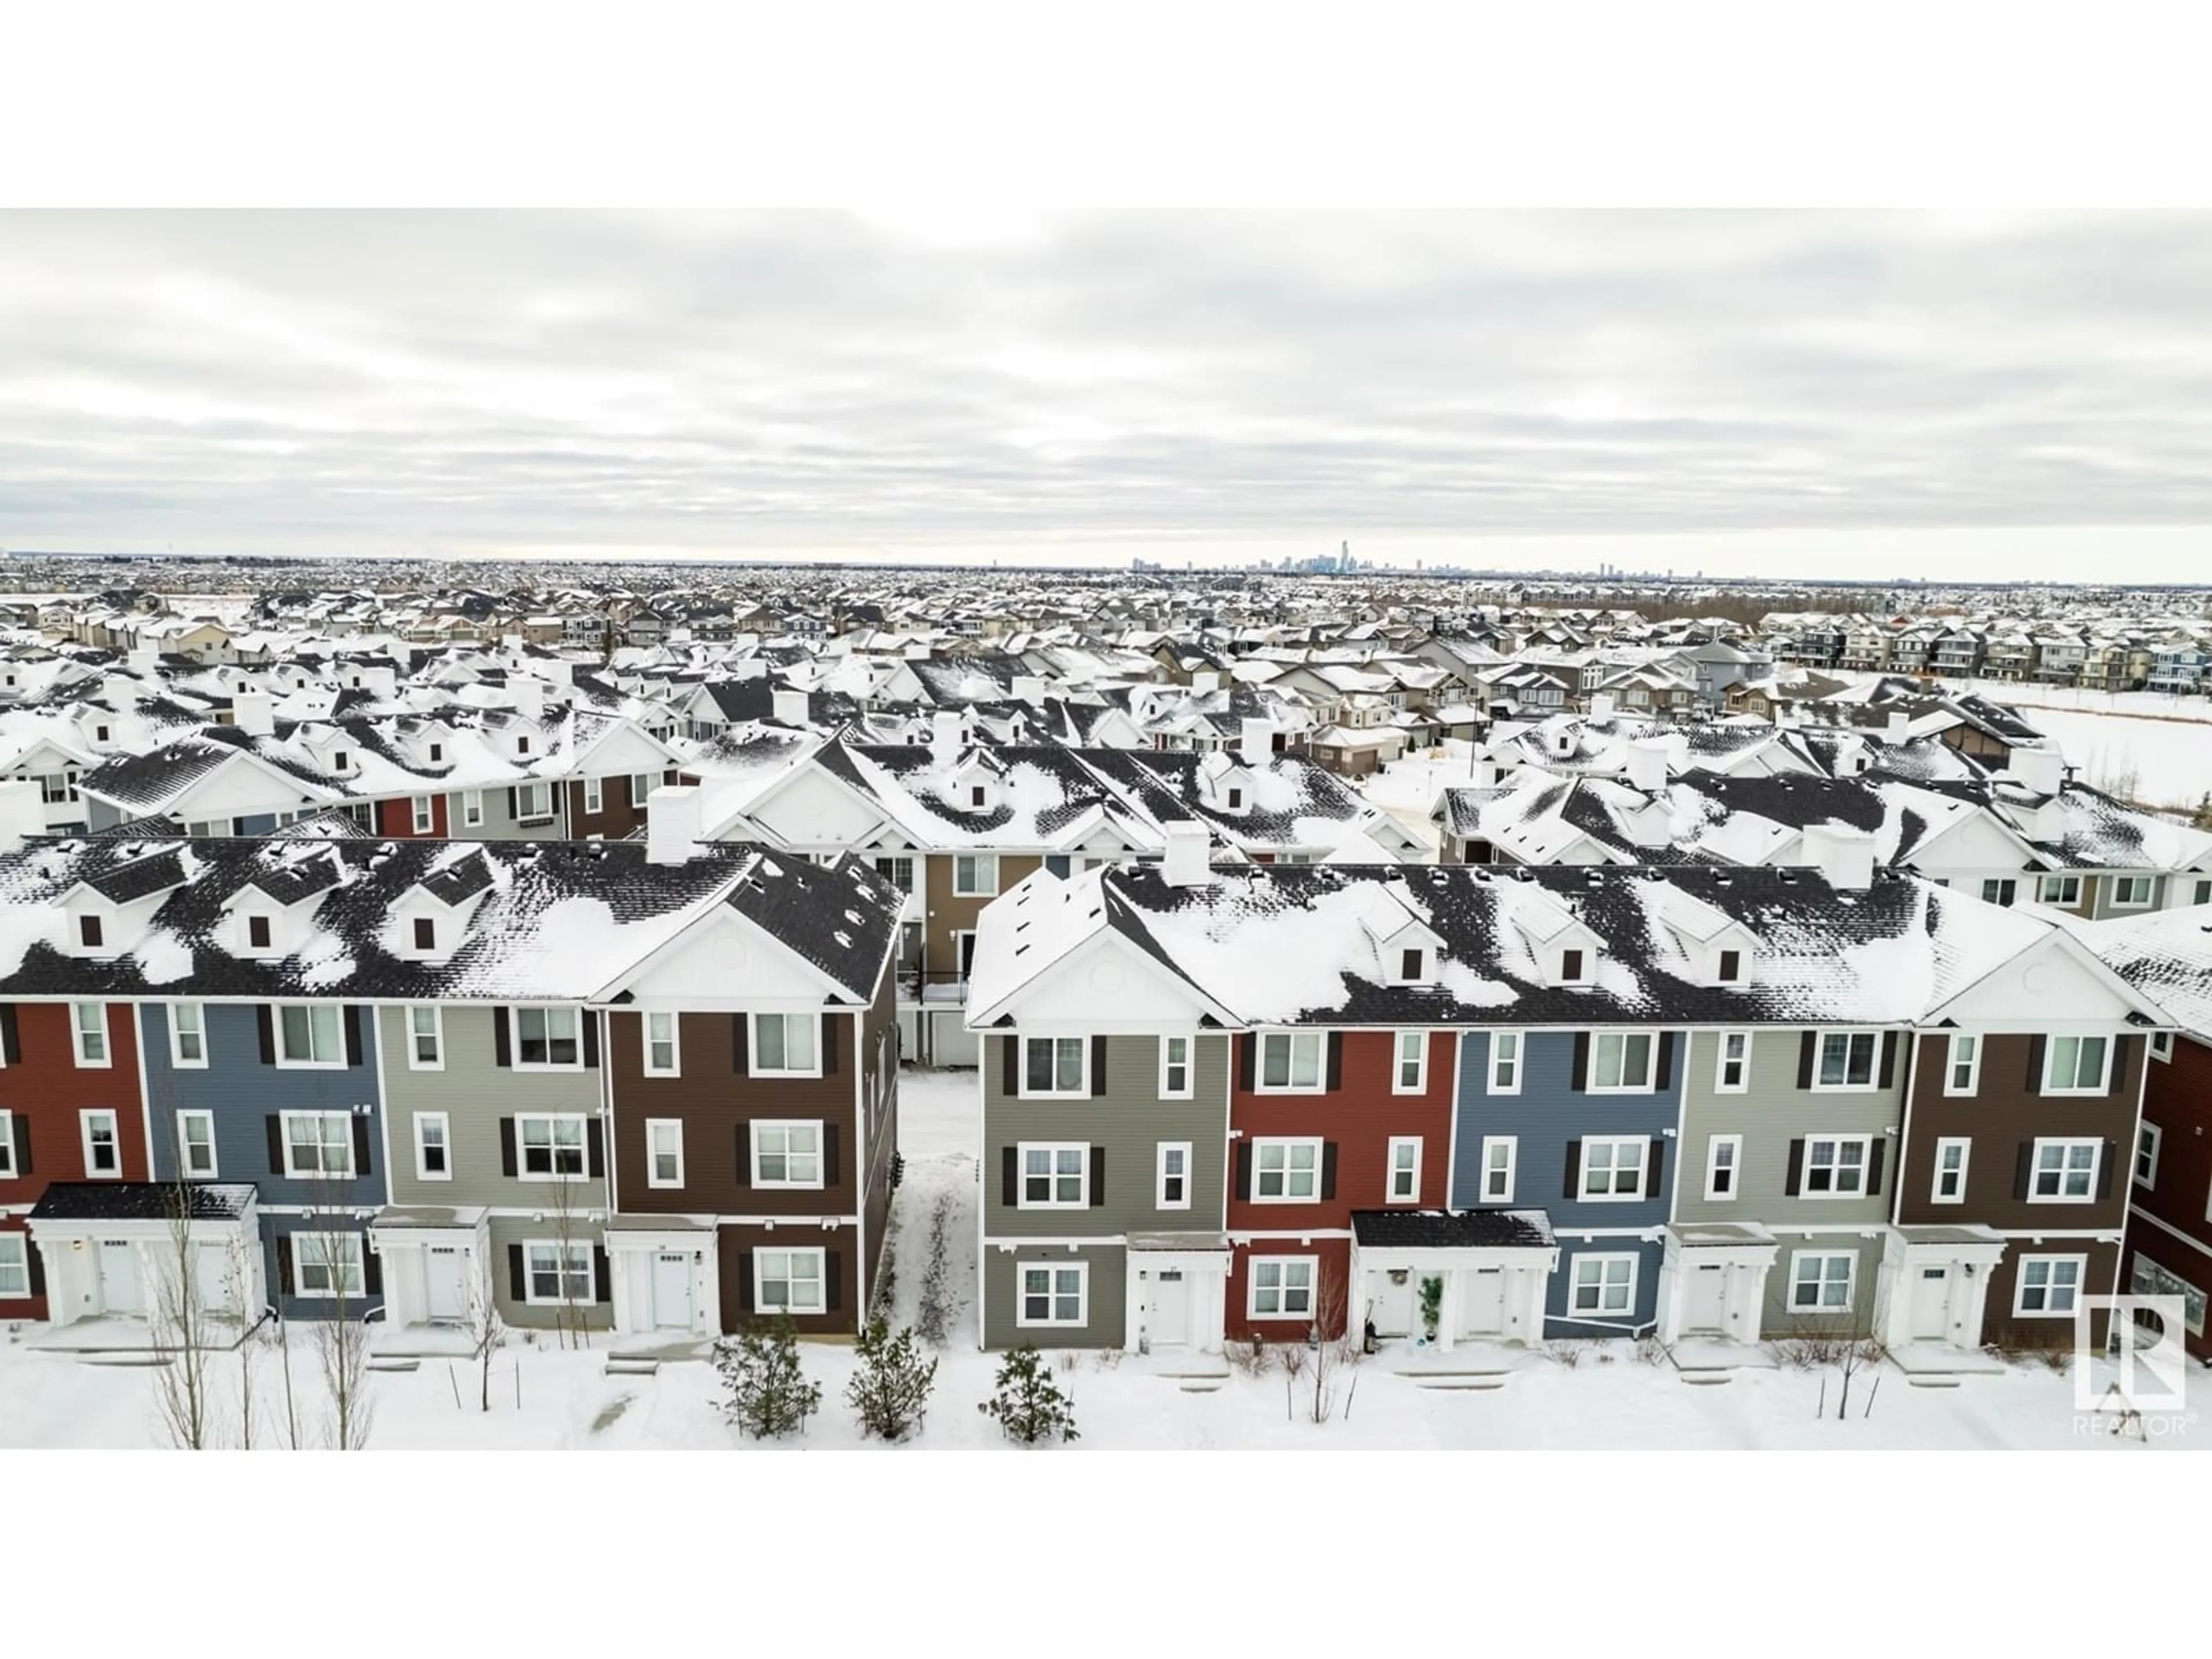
[[1546, 1238, 1666, 1336], [262, 1212, 384, 1323]]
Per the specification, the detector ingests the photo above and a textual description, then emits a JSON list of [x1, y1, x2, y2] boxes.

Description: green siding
[[1760, 1230, 1887, 1340], [982, 1243, 1126, 1350]]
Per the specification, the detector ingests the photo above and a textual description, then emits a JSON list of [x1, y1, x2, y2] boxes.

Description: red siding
[[375, 794, 448, 838]]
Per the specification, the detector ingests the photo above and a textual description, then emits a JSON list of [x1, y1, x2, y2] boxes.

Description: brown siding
[[857, 961, 899, 1312], [923, 852, 1040, 975], [717, 1224, 858, 1338], [1983, 1239, 2122, 1350], [567, 772, 670, 842]]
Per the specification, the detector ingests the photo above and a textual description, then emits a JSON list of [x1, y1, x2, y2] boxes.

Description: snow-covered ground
[[1359, 743, 1479, 853], [0, 1066, 2197, 1450]]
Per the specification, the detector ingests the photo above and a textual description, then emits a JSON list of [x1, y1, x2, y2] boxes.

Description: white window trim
[[1801, 1133, 1876, 1199], [414, 1111, 453, 1183], [461, 789, 484, 828], [584, 775, 603, 814], [2037, 873, 2082, 906], [1944, 1033, 1981, 1097], [1385, 1135, 1422, 1204], [1016, 1259, 1090, 1328], [515, 1112, 590, 1183], [274, 1001, 349, 1070], [405, 1003, 444, 1071], [1487, 1031, 1522, 1095], [749, 1012, 824, 1080], [516, 781, 555, 824], [2041, 1035, 2113, 1096], [1931, 1137, 1971, 1205], [79, 1109, 120, 1178], [411, 795, 435, 834], [2136, 1122, 2162, 1191], [511, 1005, 586, 1073], [1255, 1031, 1327, 1096], [952, 853, 999, 897], [754, 1245, 828, 1316], [169, 1001, 207, 1069], [292, 1232, 367, 1300], [2151, 1031, 2175, 1063], [1589, 1031, 1657, 1094], [1018, 1034, 1089, 1100], [1714, 1032, 1752, 1094], [1016, 1141, 1090, 1210], [1578, 1135, 1649, 1202], [2013, 1253, 2088, 1318], [521, 1239, 595, 1306], [1250, 1135, 1324, 1205], [1787, 1249, 1857, 1314], [1704, 1134, 1743, 1202], [1392, 1031, 1428, 1095], [1479, 1135, 1517, 1203], [646, 1118, 687, 1190], [1158, 1034, 1194, 1100], [1568, 1253, 1639, 1318], [72, 1001, 111, 1069], [2028, 1137, 2103, 1205], [2109, 876, 2156, 909], [1246, 1255, 1319, 1321], [1812, 1029, 1882, 1092], [644, 1010, 683, 1078], [630, 773, 658, 809], [1156, 1141, 1193, 1210], [176, 1109, 218, 1178], [0, 1108, 14, 1178], [280, 1109, 355, 1181], [750, 1120, 825, 1191], [0, 1233, 27, 1300]]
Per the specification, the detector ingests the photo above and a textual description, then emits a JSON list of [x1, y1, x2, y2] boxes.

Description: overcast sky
[[3, 210, 2209, 582]]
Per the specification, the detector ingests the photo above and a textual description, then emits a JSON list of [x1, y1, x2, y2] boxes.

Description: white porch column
[[1437, 1268, 1461, 1354]]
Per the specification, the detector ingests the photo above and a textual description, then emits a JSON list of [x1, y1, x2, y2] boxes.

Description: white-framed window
[[1157, 1141, 1192, 1209], [1488, 1031, 1521, 1093], [872, 854, 915, 893], [1802, 1135, 1873, 1197], [753, 1121, 824, 1189], [1981, 878, 2017, 907], [397, 1004, 440, 1070], [1814, 1030, 1879, 1090], [2136, 1122, 2161, 1190], [1590, 1031, 1655, 1093], [1021, 1035, 1087, 1097], [1257, 1031, 1325, 1093], [1559, 947, 1589, 984], [168, 1001, 207, 1067], [1931, 1137, 1969, 1203], [525, 1240, 593, 1304], [176, 1109, 217, 1177], [2038, 874, 2082, 906], [411, 795, 435, 834], [73, 1001, 110, 1068], [517, 1113, 587, 1180], [246, 914, 274, 950], [2111, 876, 2156, 908], [461, 789, 484, 828], [1252, 1137, 1323, 1202], [512, 1006, 582, 1069], [646, 1119, 685, 1188], [294, 1232, 366, 1299], [645, 1010, 680, 1076], [1789, 1251, 1855, 1313], [281, 1111, 354, 1180], [1018, 1142, 1089, 1208], [1248, 1256, 1316, 1319], [1705, 1134, 1741, 1200], [278, 1002, 347, 1069], [1386, 1135, 1422, 1203], [755, 1247, 826, 1315], [516, 781, 554, 823], [584, 776, 603, 815], [1393, 1031, 1427, 1093], [2152, 1031, 2175, 1063], [1579, 1136, 1647, 1200], [2030, 1137, 2101, 1203], [1479, 1135, 1516, 1202], [1715, 1032, 1751, 1093], [0, 1234, 27, 1299], [1017, 1261, 1088, 1327], [414, 1112, 451, 1181], [2042, 1035, 2111, 1095], [0, 1109, 14, 1177], [2014, 1255, 2086, 1317], [1569, 1254, 1637, 1317], [1945, 1033, 1981, 1096], [630, 772, 659, 809], [79, 1107, 122, 1174], [1159, 1034, 1192, 1099], [751, 1013, 821, 1078], [952, 854, 999, 897]]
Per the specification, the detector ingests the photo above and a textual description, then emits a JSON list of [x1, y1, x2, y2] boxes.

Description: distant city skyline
[[5, 211, 2211, 582]]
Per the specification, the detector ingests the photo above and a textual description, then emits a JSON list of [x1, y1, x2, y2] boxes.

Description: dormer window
[[1400, 947, 1425, 981], [971, 785, 987, 808], [248, 915, 272, 950], [1228, 787, 1244, 809], [332, 751, 350, 772], [1562, 948, 1586, 982], [413, 918, 436, 951], [1718, 949, 1742, 983], [79, 914, 103, 949], [95, 724, 111, 743], [429, 743, 444, 763], [516, 735, 531, 756]]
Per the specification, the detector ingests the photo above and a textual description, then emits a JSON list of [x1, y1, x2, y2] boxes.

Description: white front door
[[426, 1246, 467, 1322], [1367, 1271, 1416, 1337], [99, 1240, 142, 1316], [194, 1242, 233, 1316], [1461, 1267, 1505, 1336], [1910, 1265, 1950, 1341], [651, 1252, 693, 1330], [1683, 1262, 1728, 1335], [1148, 1268, 1189, 1349]]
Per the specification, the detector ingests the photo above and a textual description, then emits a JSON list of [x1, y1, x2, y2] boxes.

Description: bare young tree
[[150, 1170, 216, 1450], [547, 1162, 593, 1351], [224, 1234, 259, 1450], [466, 1246, 507, 1412], [1302, 1262, 1353, 1426], [302, 1146, 374, 1450]]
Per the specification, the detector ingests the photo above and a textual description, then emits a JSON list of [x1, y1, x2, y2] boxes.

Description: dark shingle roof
[[32, 1181, 258, 1222], [1351, 1209, 1556, 1249]]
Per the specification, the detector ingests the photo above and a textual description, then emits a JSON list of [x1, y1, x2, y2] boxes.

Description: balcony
[[907, 967, 969, 1006]]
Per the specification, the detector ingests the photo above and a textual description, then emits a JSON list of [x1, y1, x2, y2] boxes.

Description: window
[[1386, 1136, 1422, 1203], [2015, 1255, 2085, 1317], [525, 1241, 592, 1304], [1931, 1137, 1969, 1203], [2043, 1035, 2111, 1094], [969, 784, 987, 808], [2111, 876, 2155, 908], [1157, 1142, 1192, 1209], [415, 1112, 451, 1180], [753, 1122, 824, 1188], [516, 781, 553, 822], [278, 1002, 346, 1067], [1488, 1032, 1521, 1093], [2151, 1031, 2174, 1062], [1815, 1030, 1878, 1090], [1252, 1138, 1322, 1202], [1717, 948, 1743, 983], [1560, 948, 1587, 982], [517, 1114, 586, 1179], [1980, 878, 2017, 907], [2134, 1122, 2161, 1190], [1393, 1031, 1427, 1093], [1580, 1137, 1647, 1200], [73, 1002, 109, 1067], [2030, 1138, 2101, 1202], [1479, 1136, 1517, 1202], [647, 1119, 685, 1188], [873, 854, 915, 892], [1789, 1252, 1855, 1313], [80, 1109, 122, 1175], [584, 776, 603, 814], [171, 1002, 206, 1067], [1802, 1135, 1872, 1196], [0, 1110, 14, 1177], [248, 914, 273, 949], [1945, 1033, 1980, 1096], [282, 1111, 354, 1179], [645, 1010, 680, 1075], [1021, 1035, 1086, 1096], [78, 914, 103, 949], [1249, 1257, 1315, 1319], [2038, 874, 2081, 905], [1258, 1031, 1325, 1092], [1715, 1032, 1751, 1092], [0, 1234, 26, 1299], [1018, 1142, 1089, 1208], [1158, 1035, 1192, 1099], [953, 854, 999, 896], [176, 1110, 217, 1177], [2197, 878, 2212, 906], [1570, 1255, 1637, 1317], [1400, 947, 1425, 981], [1590, 1032, 1655, 1092], [752, 1013, 820, 1077], [412, 917, 437, 951], [428, 743, 444, 764], [630, 773, 659, 808], [1018, 1262, 1088, 1327], [1705, 1134, 1741, 1200], [1227, 786, 1244, 809], [408, 1005, 442, 1069], [514, 1006, 582, 1068], [462, 790, 484, 828], [411, 796, 434, 834], [295, 1233, 366, 1298]]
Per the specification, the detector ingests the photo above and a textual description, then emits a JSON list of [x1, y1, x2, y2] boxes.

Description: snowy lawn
[[0, 1066, 2199, 1451]]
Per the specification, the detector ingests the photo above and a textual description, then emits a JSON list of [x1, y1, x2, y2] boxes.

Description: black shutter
[[1563, 1139, 1582, 1199], [14, 1114, 30, 1175], [499, 1118, 517, 1179], [25, 1238, 44, 1297], [582, 1013, 600, 1070], [1090, 1038, 1107, 1098], [821, 1014, 839, 1075], [734, 1123, 752, 1186], [2109, 1036, 2134, 1097], [507, 787, 518, 819], [1001, 1146, 1017, 1207], [257, 1005, 275, 1066], [1646, 1137, 1665, 1200], [265, 1115, 286, 1175], [1797, 1032, 1815, 1090], [1866, 1138, 1887, 1197], [823, 1124, 840, 1187], [0, 1004, 18, 1065], [2014, 1142, 2033, 1201], [1326, 1033, 1343, 1091], [343, 1006, 363, 1066], [1655, 1031, 1675, 1089], [586, 1118, 605, 1180], [2025, 1035, 2046, 1095], [1089, 1147, 1106, 1207], [736, 1250, 753, 1313], [507, 1243, 527, 1301], [351, 1114, 372, 1178], [1320, 1141, 1338, 1201], [731, 1014, 748, 1074], [594, 1246, 612, 1303], [825, 1249, 842, 1313], [2098, 1139, 2118, 1200], [1571, 1032, 1589, 1092], [1877, 1032, 1897, 1090], [1002, 1035, 1019, 1097], [1238, 1033, 1255, 1093], [493, 1008, 512, 1068], [1784, 1138, 1805, 1197], [363, 1243, 382, 1298], [1236, 1141, 1253, 1200], [276, 1235, 294, 1298]]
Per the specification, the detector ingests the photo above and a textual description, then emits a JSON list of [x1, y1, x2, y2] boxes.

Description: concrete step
[[1416, 1378, 1506, 1392], [1907, 1375, 1963, 1389], [1177, 1380, 1224, 1393], [1392, 1367, 1514, 1380], [78, 1353, 172, 1369], [1681, 1374, 1733, 1387], [605, 1358, 661, 1377], [365, 1357, 421, 1374]]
